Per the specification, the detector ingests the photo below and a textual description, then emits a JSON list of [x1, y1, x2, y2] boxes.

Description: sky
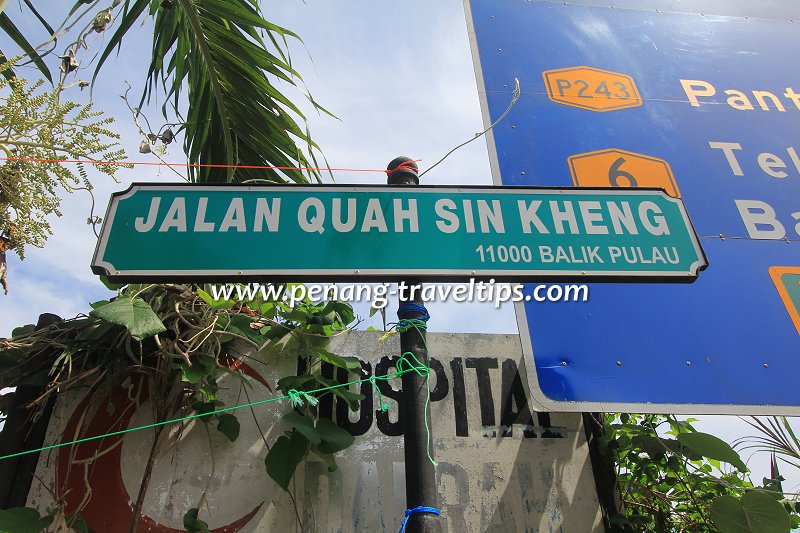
[[1, 0, 797, 495], [1, 0, 513, 336]]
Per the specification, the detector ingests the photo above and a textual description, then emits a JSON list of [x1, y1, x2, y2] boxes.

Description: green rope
[[395, 318, 428, 335], [0, 360, 430, 463], [288, 388, 318, 408], [394, 319, 438, 468], [395, 351, 429, 378], [368, 376, 391, 412]]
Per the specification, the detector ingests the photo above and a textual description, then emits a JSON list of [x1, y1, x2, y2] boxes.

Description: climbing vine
[[597, 413, 800, 532], [0, 282, 365, 531]]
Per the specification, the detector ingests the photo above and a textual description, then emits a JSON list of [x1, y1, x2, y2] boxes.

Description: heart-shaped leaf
[[711, 491, 791, 533], [90, 296, 166, 340]]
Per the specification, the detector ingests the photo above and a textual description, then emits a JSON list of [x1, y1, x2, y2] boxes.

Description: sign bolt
[[686, 361, 692, 366], [616, 361, 622, 366], [763, 363, 769, 368]]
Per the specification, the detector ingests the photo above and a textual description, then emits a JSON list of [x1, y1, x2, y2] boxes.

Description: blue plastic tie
[[399, 506, 441, 533], [397, 302, 430, 322]]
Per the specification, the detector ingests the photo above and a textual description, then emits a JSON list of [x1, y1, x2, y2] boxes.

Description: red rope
[[0, 156, 421, 174]]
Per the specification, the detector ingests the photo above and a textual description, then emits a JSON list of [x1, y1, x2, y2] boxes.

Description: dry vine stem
[[1, 283, 363, 532]]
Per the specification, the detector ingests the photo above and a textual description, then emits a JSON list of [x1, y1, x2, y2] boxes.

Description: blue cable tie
[[397, 302, 430, 322], [399, 506, 441, 533]]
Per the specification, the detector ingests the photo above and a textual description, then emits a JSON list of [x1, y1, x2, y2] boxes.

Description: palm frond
[[22, 0, 55, 36], [97, 0, 326, 184], [0, 12, 52, 82], [92, 0, 152, 90], [737, 416, 800, 472]]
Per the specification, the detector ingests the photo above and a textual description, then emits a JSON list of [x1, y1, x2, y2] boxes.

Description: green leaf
[[677, 432, 748, 471], [177, 363, 206, 385], [21, 1, 54, 35], [99, 275, 126, 291], [265, 431, 308, 490], [89, 300, 110, 310], [198, 385, 217, 401], [631, 435, 667, 462], [259, 302, 277, 319], [314, 418, 354, 454], [89, 296, 166, 340], [276, 374, 317, 395], [661, 437, 704, 461], [331, 387, 366, 412], [10, 324, 35, 338], [283, 309, 309, 323], [762, 476, 785, 499], [75, 320, 115, 341], [321, 301, 356, 327], [0, 13, 52, 83], [216, 414, 240, 442], [197, 288, 235, 309], [227, 314, 263, 342], [0, 507, 54, 533], [282, 411, 321, 445], [260, 324, 292, 341], [711, 492, 791, 533], [0, 346, 26, 368], [316, 348, 361, 373], [183, 508, 210, 533], [192, 401, 216, 422], [316, 376, 365, 411]]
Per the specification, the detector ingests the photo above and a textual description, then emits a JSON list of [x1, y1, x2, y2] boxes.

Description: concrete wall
[[27, 332, 602, 532]]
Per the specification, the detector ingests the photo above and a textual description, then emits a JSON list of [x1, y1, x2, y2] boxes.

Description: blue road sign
[[467, 0, 800, 413]]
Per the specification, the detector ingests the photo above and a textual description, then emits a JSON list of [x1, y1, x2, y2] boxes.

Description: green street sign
[[92, 184, 707, 282]]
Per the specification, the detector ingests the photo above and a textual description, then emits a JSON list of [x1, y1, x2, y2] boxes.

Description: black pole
[[387, 157, 441, 533]]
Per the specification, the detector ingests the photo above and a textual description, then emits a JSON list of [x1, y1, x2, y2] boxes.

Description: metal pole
[[387, 157, 441, 533]]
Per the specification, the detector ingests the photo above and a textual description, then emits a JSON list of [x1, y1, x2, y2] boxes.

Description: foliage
[[0, 507, 53, 533], [0, 1, 354, 531], [99, 0, 330, 184], [183, 507, 210, 533], [0, 2, 54, 83], [88, 294, 167, 340], [600, 413, 799, 532], [0, 283, 359, 529], [0, 67, 125, 259], [0, 0, 330, 259], [739, 417, 800, 472], [3, 4, 800, 533]]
